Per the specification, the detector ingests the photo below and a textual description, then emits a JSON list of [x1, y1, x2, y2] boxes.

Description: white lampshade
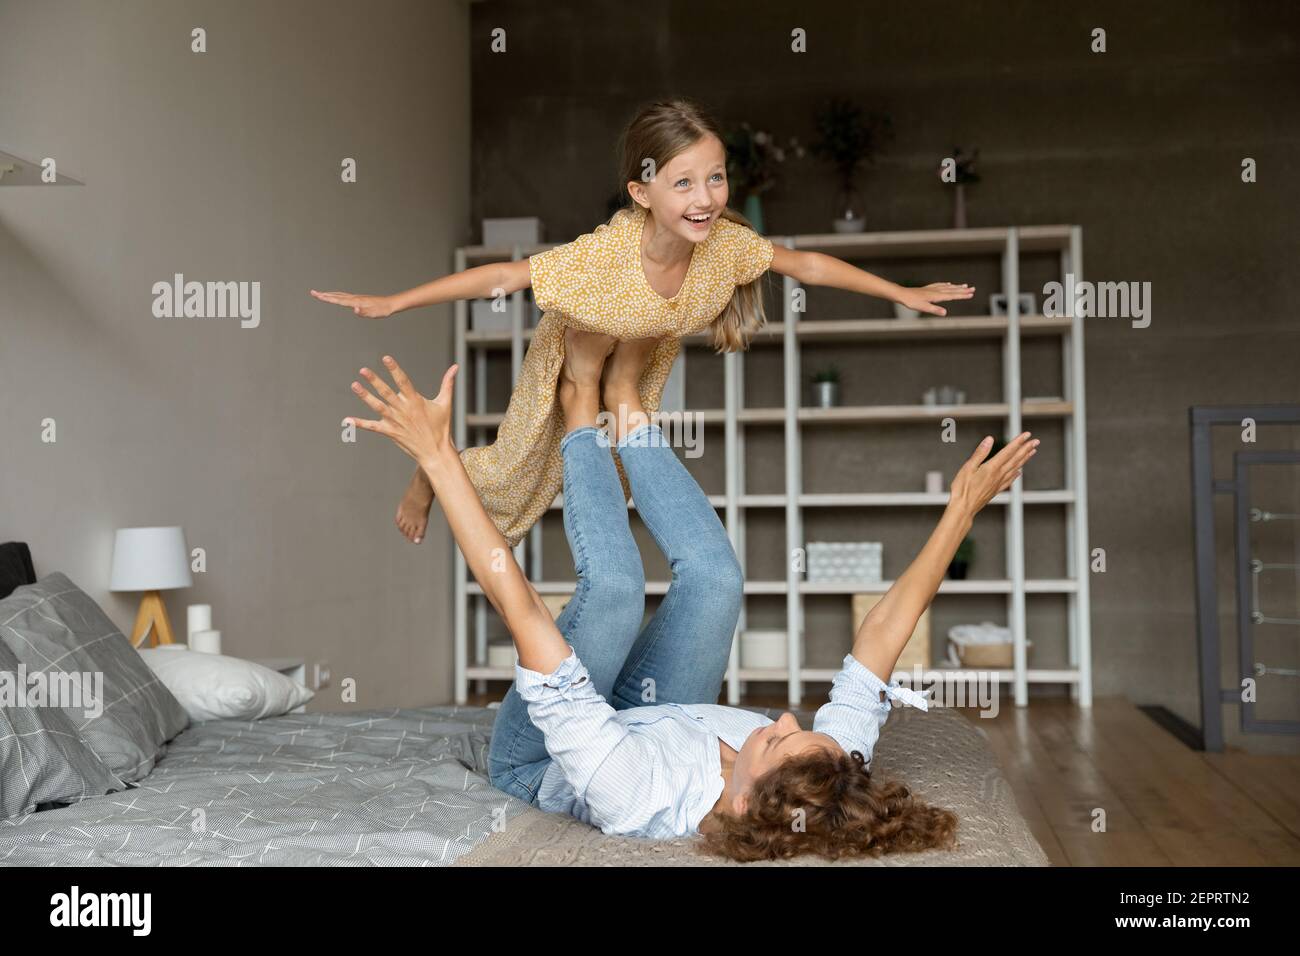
[[109, 526, 193, 591]]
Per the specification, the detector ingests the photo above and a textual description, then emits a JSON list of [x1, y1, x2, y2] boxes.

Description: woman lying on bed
[[345, 330, 1039, 862]]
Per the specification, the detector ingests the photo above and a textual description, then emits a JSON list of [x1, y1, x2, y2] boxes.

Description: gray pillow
[[0, 637, 126, 819], [0, 572, 190, 783]]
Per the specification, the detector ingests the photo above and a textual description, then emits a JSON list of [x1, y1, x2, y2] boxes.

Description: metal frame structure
[[1191, 404, 1300, 751]]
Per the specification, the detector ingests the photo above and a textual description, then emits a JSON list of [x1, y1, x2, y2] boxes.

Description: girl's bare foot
[[561, 326, 616, 386], [601, 336, 660, 442], [395, 466, 434, 544], [558, 327, 616, 432]]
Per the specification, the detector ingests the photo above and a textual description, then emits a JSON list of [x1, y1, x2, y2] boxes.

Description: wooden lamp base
[[129, 590, 179, 648]]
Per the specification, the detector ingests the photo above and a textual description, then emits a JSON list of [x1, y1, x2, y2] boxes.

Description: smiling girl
[[313, 98, 974, 549]]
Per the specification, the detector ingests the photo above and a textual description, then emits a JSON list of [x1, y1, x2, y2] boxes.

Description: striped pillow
[[0, 573, 190, 784], [0, 636, 125, 820]]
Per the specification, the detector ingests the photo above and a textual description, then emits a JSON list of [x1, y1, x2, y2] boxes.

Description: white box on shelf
[[471, 299, 512, 333], [487, 641, 518, 669], [740, 630, 805, 669], [483, 217, 542, 246], [806, 542, 883, 584]]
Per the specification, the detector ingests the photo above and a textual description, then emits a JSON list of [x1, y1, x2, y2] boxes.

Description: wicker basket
[[954, 642, 1013, 668]]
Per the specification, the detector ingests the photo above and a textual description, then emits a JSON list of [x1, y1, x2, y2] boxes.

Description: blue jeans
[[486, 422, 744, 805]]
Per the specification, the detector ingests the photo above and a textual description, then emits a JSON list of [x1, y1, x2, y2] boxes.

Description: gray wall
[[1, 0, 470, 708], [3, 0, 1297, 745], [466, 0, 1300, 741]]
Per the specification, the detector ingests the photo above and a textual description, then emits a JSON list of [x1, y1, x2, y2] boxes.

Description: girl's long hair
[[612, 97, 768, 353], [697, 747, 960, 863]]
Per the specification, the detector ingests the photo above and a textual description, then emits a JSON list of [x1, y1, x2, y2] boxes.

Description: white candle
[[926, 470, 945, 494], [187, 604, 212, 641], [191, 629, 222, 654]]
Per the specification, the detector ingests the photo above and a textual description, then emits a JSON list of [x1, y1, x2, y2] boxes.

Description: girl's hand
[[347, 356, 460, 466], [949, 431, 1040, 519], [894, 281, 975, 317], [311, 289, 396, 319]]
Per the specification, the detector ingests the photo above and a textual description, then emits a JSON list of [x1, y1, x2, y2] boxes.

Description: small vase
[[812, 381, 840, 408], [832, 183, 866, 233], [947, 559, 969, 580], [952, 183, 967, 229], [742, 193, 765, 234]]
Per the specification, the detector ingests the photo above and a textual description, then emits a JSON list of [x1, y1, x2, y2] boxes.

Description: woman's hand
[[893, 281, 975, 317], [346, 356, 460, 468], [948, 431, 1040, 519], [311, 289, 396, 319]]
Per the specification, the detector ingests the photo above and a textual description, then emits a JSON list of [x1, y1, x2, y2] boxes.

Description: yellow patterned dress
[[460, 203, 775, 547]]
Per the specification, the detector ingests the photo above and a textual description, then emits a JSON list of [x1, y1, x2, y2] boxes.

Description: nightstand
[[251, 657, 308, 714]]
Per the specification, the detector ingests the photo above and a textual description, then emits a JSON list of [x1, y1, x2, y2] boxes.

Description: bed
[[0, 543, 1048, 867], [0, 701, 1048, 866]]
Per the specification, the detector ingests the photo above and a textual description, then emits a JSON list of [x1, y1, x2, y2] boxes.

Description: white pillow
[[136, 646, 314, 721]]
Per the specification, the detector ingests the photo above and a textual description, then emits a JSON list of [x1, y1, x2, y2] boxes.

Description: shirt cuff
[[840, 653, 930, 712], [514, 648, 592, 702]]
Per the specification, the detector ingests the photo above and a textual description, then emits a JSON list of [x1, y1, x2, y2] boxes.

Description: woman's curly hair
[[697, 747, 958, 862]]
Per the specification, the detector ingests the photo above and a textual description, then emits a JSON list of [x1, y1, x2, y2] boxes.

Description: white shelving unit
[[451, 224, 1092, 710]]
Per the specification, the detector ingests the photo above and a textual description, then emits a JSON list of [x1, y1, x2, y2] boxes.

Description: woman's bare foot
[[395, 466, 434, 544], [601, 337, 660, 443], [558, 327, 616, 432]]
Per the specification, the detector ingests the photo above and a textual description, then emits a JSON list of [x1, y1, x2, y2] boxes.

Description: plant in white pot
[[938, 145, 980, 229], [893, 280, 930, 319], [809, 97, 893, 233], [809, 365, 842, 408]]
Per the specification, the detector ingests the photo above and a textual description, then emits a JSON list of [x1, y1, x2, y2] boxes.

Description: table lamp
[[109, 526, 193, 647]]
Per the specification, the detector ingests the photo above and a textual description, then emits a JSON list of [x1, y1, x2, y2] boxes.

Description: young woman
[[344, 332, 1040, 862], [315, 97, 975, 551]]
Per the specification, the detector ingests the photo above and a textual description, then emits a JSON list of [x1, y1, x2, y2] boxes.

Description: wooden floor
[[468, 687, 1300, 865], [962, 696, 1300, 866]]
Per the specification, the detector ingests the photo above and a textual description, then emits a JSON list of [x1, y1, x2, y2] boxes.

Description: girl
[[343, 337, 1039, 862], [314, 97, 975, 549]]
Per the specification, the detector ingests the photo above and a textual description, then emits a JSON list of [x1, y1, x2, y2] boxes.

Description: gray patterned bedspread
[[0, 707, 526, 866], [0, 704, 1050, 867]]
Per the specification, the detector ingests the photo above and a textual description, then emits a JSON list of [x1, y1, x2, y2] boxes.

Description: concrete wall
[[0, 0, 471, 708], [466, 0, 1300, 741]]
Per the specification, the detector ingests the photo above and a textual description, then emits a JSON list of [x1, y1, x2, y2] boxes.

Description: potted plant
[[810, 98, 893, 233], [723, 123, 804, 234], [937, 145, 980, 229], [948, 537, 974, 580], [810, 366, 841, 408]]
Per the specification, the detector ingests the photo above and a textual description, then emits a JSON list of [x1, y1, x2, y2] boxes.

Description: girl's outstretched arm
[[768, 244, 974, 317], [310, 258, 532, 319], [346, 356, 571, 674]]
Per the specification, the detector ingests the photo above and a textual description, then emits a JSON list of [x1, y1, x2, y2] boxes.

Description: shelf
[[467, 578, 1079, 597], [463, 314, 1072, 349], [467, 664, 1086, 685], [748, 315, 1071, 343], [454, 222, 1092, 710], [786, 224, 1074, 256], [745, 667, 1084, 685], [467, 401, 1072, 429], [459, 224, 1075, 265], [542, 489, 1076, 510]]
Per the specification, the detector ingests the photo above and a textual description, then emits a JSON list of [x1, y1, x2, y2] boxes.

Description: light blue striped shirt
[[513, 648, 930, 839]]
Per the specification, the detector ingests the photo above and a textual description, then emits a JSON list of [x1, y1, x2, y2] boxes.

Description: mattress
[[0, 703, 1049, 866]]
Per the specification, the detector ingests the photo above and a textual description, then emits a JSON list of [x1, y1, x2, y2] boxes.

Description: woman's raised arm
[[345, 356, 571, 674], [311, 258, 532, 319]]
